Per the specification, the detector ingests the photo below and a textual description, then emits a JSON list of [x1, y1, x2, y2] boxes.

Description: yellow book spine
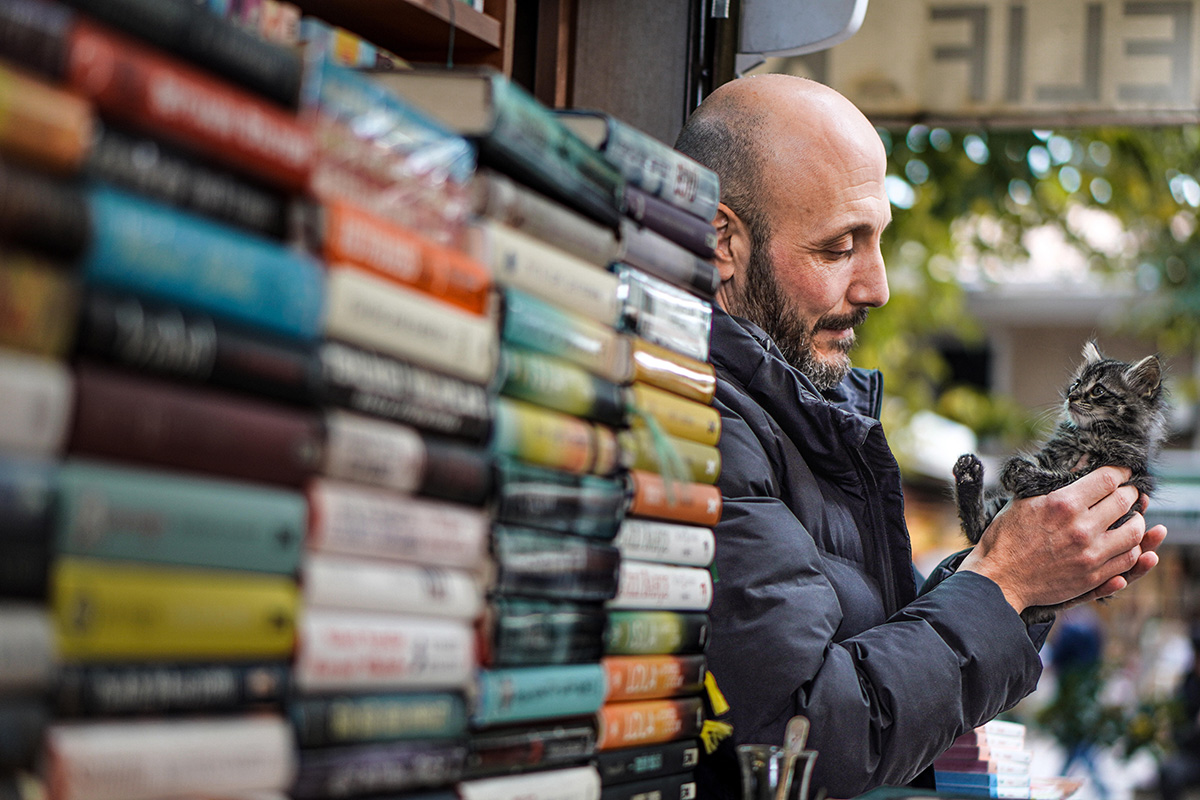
[[53, 558, 297, 662], [628, 382, 721, 446]]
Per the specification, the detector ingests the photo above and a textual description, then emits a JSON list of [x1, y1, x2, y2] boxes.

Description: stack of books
[[934, 720, 1034, 798]]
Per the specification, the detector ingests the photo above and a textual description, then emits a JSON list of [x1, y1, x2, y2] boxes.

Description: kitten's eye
[[1089, 385, 1107, 398]]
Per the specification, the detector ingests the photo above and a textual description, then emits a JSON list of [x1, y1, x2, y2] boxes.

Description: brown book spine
[[626, 470, 722, 527], [69, 362, 323, 486], [64, 21, 314, 191], [0, 61, 93, 173], [595, 697, 704, 751], [629, 339, 716, 406], [602, 655, 706, 702], [0, 249, 79, 358], [319, 199, 491, 316]]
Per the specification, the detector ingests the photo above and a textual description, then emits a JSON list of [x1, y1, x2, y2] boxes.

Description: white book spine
[[612, 519, 715, 567], [323, 266, 498, 384], [294, 609, 475, 692], [458, 765, 602, 800], [470, 220, 622, 326], [0, 348, 72, 456], [321, 410, 427, 493], [302, 553, 483, 619], [0, 602, 56, 692], [44, 716, 296, 800], [607, 560, 713, 611], [307, 478, 489, 570], [615, 261, 712, 363]]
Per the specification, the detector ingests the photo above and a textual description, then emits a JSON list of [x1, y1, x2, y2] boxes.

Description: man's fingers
[[1063, 465, 1133, 507]]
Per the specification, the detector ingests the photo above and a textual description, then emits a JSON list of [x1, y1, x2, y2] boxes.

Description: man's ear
[[713, 202, 751, 284]]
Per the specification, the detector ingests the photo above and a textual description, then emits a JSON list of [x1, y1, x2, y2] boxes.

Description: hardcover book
[[594, 739, 701, 785], [622, 185, 719, 263], [627, 383, 720, 447], [595, 697, 705, 751], [497, 347, 627, 428], [291, 738, 468, 800], [0, 456, 55, 598], [474, 664, 608, 727], [0, 348, 72, 457], [0, 60, 91, 173], [628, 339, 716, 406], [604, 611, 710, 656], [601, 655, 706, 702], [491, 525, 621, 603], [607, 562, 714, 613], [618, 428, 721, 485], [302, 553, 484, 620], [0, 249, 79, 359], [501, 289, 631, 385], [485, 597, 608, 668], [599, 771, 697, 800], [611, 520, 715, 568], [466, 717, 597, 778], [289, 691, 468, 748], [625, 471, 723, 527], [493, 457, 626, 540], [615, 264, 712, 364], [458, 765, 602, 800], [55, 662, 290, 717], [492, 397, 621, 477], [0, 603, 55, 693]]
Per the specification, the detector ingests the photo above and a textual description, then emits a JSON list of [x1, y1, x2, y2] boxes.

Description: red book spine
[[64, 21, 314, 191], [69, 362, 323, 486], [626, 470, 722, 527]]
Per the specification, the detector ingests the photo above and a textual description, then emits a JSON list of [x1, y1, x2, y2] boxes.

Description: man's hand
[[957, 466, 1162, 615]]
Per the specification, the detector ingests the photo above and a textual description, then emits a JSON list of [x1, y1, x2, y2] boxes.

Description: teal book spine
[[82, 185, 325, 341], [500, 290, 629, 385], [473, 664, 608, 727], [289, 691, 469, 748], [55, 459, 306, 575]]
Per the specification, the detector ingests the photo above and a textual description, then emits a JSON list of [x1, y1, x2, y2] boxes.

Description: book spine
[[323, 265, 497, 385], [601, 655, 706, 702], [467, 718, 597, 778], [291, 739, 468, 800], [501, 289, 630, 385], [55, 662, 290, 716], [595, 698, 705, 751], [65, 21, 314, 190], [0, 457, 55, 598], [293, 610, 475, 693], [607, 561, 714, 612], [458, 765, 602, 800], [0, 603, 56, 693], [487, 598, 607, 668], [0, 161, 90, 260], [498, 347, 626, 427], [611, 520, 715, 568], [52, 557, 298, 661], [83, 186, 325, 341], [469, 220, 622, 326], [316, 341, 492, 442], [76, 291, 317, 405], [0, 60, 92, 172], [622, 185, 718, 262], [494, 457, 626, 540], [322, 411, 493, 505], [492, 398, 621, 477], [600, 772, 697, 800], [616, 225, 718, 300], [56, 459, 306, 575], [0, 249, 80, 359], [599, 119, 719, 222], [626, 471, 722, 527], [487, 78, 624, 229], [627, 383, 720, 446], [70, 363, 323, 486], [492, 525, 621, 603], [85, 124, 290, 239], [0, 348, 72, 456], [307, 478, 489, 570], [0, 0, 73, 77], [317, 199, 491, 316], [615, 263, 712, 364], [593, 739, 701, 785], [474, 664, 608, 727], [43, 716, 297, 800], [618, 429, 721, 485], [603, 612, 710, 656], [471, 168, 620, 268], [60, 0, 304, 108], [289, 691, 468, 748], [0, 696, 50, 771], [302, 553, 484, 620], [629, 339, 716, 406]]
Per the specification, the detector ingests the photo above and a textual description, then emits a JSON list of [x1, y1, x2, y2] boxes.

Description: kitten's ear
[[1125, 355, 1162, 398], [1082, 341, 1102, 364]]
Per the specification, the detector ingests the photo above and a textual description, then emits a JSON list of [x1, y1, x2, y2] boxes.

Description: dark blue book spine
[[0, 696, 50, 770], [0, 457, 55, 598], [55, 662, 290, 716], [494, 458, 626, 540], [600, 771, 696, 800], [291, 739, 468, 800], [466, 717, 597, 778], [623, 184, 719, 264], [594, 739, 701, 785], [491, 526, 621, 602], [0, 161, 90, 260], [488, 598, 607, 668], [82, 185, 324, 341]]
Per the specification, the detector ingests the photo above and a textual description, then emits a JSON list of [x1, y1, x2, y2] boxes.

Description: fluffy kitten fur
[[953, 342, 1167, 625]]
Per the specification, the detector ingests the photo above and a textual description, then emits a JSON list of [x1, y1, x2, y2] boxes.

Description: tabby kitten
[[953, 342, 1167, 625]]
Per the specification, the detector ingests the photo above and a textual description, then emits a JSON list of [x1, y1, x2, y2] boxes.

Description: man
[[673, 74, 1167, 799]]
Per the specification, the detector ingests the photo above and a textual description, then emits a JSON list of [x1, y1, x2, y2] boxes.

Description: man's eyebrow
[[815, 221, 887, 249]]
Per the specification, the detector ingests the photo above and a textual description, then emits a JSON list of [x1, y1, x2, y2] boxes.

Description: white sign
[[781, 0, 1200, 125]]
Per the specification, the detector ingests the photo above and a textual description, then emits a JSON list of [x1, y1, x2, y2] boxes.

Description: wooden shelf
[[293, 0, 511, 72]]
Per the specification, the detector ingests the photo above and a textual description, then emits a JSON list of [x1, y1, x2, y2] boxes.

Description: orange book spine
[[65, 21, 314, 191], [596, 697, 704, 751], [0, 63, 93, 173], [322, 199, 490, 316], [602, 654, 706, 702], [626, 470, 722, 526]]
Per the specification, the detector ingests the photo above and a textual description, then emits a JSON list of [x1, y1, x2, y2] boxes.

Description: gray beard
[[725, 246, 865, 391]]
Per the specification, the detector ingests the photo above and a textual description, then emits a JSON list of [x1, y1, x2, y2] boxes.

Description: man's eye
[[827, 249, 853, 259]]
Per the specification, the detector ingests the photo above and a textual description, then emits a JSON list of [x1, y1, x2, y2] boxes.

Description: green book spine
[[55, 459, 305, 575], [604, 611, 710, 656], [289, 691, 468, 748], [497, 347, 626, 427]]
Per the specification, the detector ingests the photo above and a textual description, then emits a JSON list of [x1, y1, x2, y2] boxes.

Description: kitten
[[952, 342, 1167, 625]]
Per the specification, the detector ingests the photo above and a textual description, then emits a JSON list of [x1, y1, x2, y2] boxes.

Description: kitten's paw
[[953, 454, 983, 485]]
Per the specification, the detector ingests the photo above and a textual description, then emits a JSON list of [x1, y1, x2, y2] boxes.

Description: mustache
[[813, 307, 870, 334]]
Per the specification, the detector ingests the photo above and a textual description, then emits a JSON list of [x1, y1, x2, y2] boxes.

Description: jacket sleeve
[[706, 404, 1044, 798]]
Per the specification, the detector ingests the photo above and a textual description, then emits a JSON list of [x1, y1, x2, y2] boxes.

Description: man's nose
[[849, 249, 889, 308]]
